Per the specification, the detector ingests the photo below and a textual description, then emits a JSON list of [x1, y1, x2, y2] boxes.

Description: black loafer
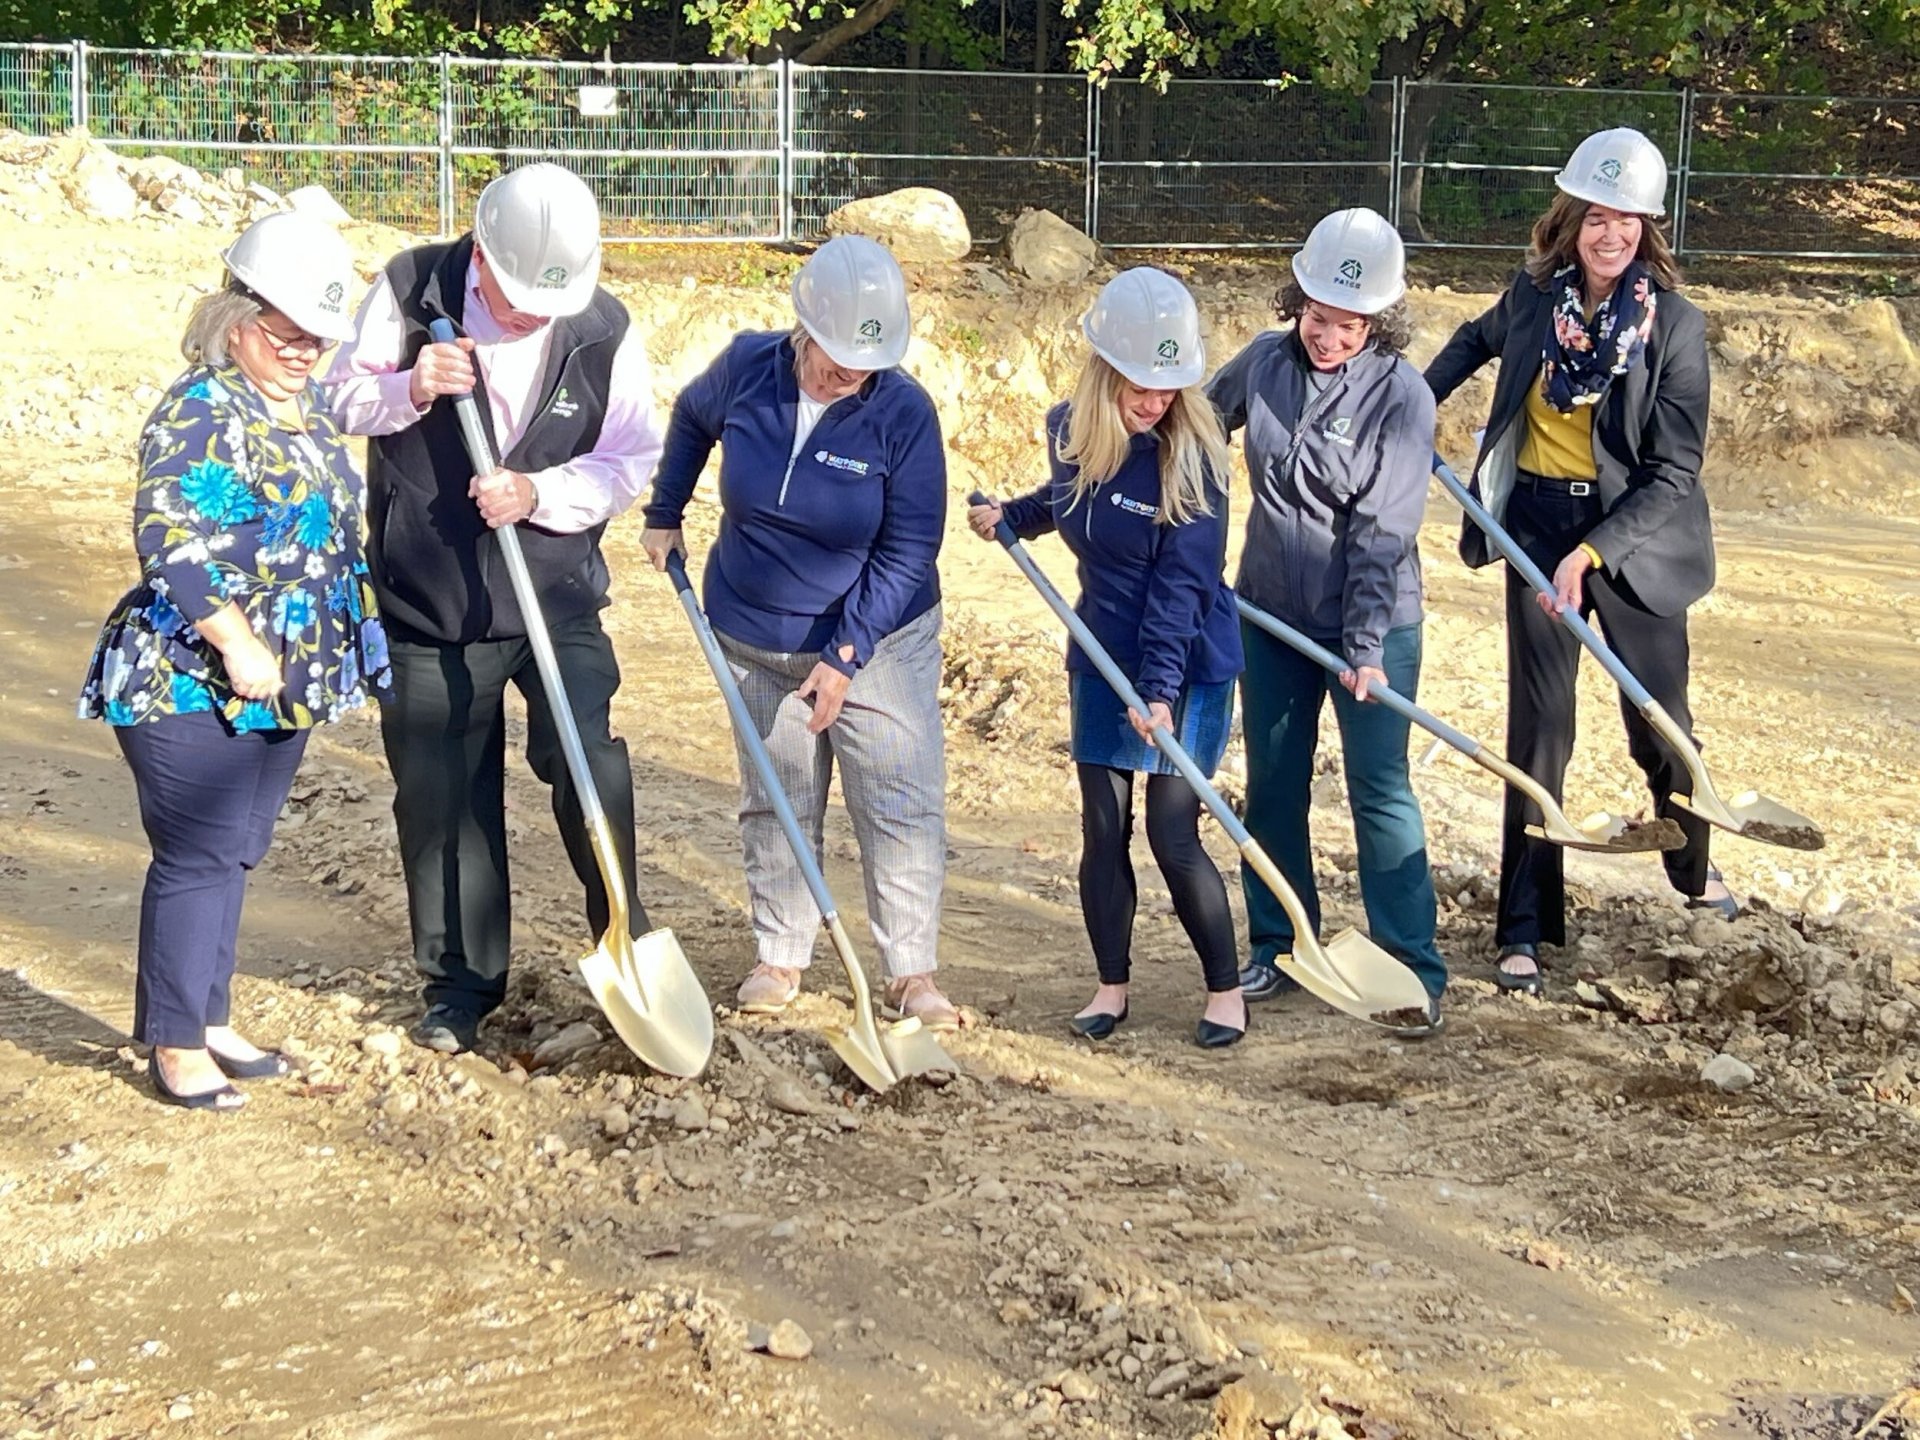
[[1068, 1004, 1128, 1040], [210, 1049, 294, 1080], [411, 1005, 482, 1055], [1239, 959, 1300, 1003], [1493, 944, 1543, 997], [1195, 999, 1249, 1049], [1685, 867, 1741, 921]]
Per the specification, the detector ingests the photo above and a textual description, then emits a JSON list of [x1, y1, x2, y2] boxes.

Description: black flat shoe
[[1685, 867, 1741, 921], [1239, 959, 1300, 1003], [411, 1004, 482, 1054], [150, 1060, 247, 1112], [1068, 1004, 1128, 1041], [1494, 944, 1543, 997], [1195, 999, 1249, 1049], [210, 1049, 294, 1080]]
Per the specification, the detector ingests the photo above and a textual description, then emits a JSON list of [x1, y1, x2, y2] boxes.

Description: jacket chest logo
[[814, 449, 870, 476], [1109, 491, 1157, 518], [548, 386, 580, 419], [1321, 415, 1355, 447]]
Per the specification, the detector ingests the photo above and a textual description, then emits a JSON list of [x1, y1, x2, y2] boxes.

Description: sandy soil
[[4, 136, 1920, 1440]]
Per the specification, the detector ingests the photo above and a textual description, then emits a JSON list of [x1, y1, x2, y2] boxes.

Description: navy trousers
[[116, 710, 309, 1048], [1238, 620, 1449, 999]]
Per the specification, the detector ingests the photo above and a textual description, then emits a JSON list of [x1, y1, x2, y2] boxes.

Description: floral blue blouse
[[79, 364, 392, 732]]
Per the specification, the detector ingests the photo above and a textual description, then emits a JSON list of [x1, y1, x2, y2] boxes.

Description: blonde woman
[[968, 268, 1247, 1048]]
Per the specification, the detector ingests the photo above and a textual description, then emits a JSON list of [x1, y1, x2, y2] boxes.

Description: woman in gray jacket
[[1209, 207, 1447, 1036]]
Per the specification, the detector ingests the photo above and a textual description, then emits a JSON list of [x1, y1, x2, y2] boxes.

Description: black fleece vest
[[365, 236, 629, 643]]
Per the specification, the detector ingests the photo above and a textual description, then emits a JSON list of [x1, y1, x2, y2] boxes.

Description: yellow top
[[1517, 378, 1599, 481]]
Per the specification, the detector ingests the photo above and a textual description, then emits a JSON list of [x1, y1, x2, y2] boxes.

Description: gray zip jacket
[[1207, 329, 1436, 671]]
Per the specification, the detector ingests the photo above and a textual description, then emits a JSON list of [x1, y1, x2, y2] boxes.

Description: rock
[[167, 1400, 194, 1421], [592, 1104, 631, 1140], [763, 1318, 813, 1360], [1818, 979, 1867, 1027], [671, 1094, 710, 1132], [532, 1020, 601, 1069], [1005, 208, 1099, 284], [63, 151, 137, 222], [360, 1031, 403, 1059], [1057, 1370, 1097, 1403], [823, 187, 970, 263], [127, 155, 200, 201], [769, 1218, 797, 1240], [1700, 1052, 1756, 1093], [973, 1176, 1010, 1203], [158, 190, 209, 226], [1145, 1362, 1191, 1398], [1878, 999, 1915, 1036]]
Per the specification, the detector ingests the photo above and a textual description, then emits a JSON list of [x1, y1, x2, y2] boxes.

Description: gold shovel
[[665, 551, 956, 1092], [973, 494, 1432, 1029], [435, 321, 714, 1076], [1434, 457, 1825, 852], [1234, 597, 1684, 854]]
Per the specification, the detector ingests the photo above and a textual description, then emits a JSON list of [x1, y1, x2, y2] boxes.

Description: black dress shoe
[[1068, 1005, 1128, 1040], [210, 1049, 294, 1081], [1239, 959, 1300, 1003], [1195, 998, 1249, 1049], [411, 1005, 482, 1054]]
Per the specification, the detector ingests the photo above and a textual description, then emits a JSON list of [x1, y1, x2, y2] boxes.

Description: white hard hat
[[1555, 127, 1669, 217], [791, 235, 910, 370], [1081, 267, 1204, 389], [473, 162, 603, 318], [1291, 207, 1406, 316], [221, 211, 358, 342]]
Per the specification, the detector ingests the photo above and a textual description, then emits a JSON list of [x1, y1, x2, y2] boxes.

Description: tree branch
[[795, 0, 906, 63]]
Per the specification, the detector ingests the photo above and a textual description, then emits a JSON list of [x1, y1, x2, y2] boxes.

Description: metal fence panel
[[789, 66, 1088, 242], [1399, 83, 1685, 248], [1094, 79, 1392, 247], [448, 59, 781, 242], [1683, 93, 1920, 256], [3, 43, 1919, 260]]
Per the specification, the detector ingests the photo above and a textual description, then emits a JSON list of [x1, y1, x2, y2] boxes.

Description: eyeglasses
[[253, 316, 329, 358]]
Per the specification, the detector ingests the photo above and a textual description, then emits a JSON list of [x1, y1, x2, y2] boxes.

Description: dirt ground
[[4, 136, 1920, 1440]]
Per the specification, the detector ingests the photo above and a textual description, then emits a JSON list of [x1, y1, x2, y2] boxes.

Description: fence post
[[1084, 75, 1100, 242], [437, 53, 453, 240], [70, 40, 87, 131], [1673, 87, 1693, 258], [779, 59, 793, 244], [1388, 76, 1404, 229]]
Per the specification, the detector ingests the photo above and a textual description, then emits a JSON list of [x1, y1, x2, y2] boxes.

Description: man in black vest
[[323, 162, 664, 1054]]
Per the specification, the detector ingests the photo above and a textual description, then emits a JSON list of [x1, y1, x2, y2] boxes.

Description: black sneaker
[[410, 1004, 481, 1054], [1240, 958, 1302, 1003]]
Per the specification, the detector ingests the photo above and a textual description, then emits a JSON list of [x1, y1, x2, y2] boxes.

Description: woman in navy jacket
[[1424, 128, 1734, 996], [642, 236, 959, 1029], [969, 268, 1247, 1048]]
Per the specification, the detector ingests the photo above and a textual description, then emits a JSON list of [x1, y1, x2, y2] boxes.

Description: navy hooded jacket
[[644, 331, 945, 674], [1001, 401, 1241, 708]]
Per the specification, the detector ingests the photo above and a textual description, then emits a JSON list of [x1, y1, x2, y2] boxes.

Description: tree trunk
[[1371, 9, 1477, 243], [794, 0, 906, 64]]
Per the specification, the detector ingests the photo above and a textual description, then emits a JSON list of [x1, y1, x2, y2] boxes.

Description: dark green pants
[[381, 615, 644, 1016], [1238, 619, 1447, 999]]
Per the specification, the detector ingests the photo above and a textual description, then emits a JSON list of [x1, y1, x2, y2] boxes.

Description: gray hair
[[1272, 279, 1415, 359], [181, 278, 261, 367]]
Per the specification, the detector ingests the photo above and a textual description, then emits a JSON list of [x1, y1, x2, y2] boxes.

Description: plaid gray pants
[[715, 604, 946, 978]]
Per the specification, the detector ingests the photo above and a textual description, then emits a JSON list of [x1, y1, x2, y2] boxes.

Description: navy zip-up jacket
[[1001, 401, 1242, 708], [644, 331, 945, 673]]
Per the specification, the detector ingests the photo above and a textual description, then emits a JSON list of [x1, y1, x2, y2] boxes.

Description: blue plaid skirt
[[1068, 672, 1235, 777]]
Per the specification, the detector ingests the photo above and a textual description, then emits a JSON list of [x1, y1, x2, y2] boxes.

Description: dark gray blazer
[[1424, 271, 1715, 616]]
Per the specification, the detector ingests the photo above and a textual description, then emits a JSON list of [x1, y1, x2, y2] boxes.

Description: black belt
[[1516, 470, 1598, 498]]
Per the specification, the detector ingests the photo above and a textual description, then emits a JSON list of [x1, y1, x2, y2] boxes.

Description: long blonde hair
[[1056, 354, 1230, 526]]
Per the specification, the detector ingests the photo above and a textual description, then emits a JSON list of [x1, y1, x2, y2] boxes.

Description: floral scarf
[[1539, 261, 1657, 412]]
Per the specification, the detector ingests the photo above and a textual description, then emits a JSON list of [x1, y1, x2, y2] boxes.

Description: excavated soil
[[4, 136, 1920, 1439]]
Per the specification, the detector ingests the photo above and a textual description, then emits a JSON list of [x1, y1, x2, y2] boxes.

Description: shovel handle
[[665, 549, 843, 927], [427, 318, 629, 936]]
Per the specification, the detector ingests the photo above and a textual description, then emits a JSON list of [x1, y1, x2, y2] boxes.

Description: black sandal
[[1494, 944, 1543, 997], [1685, 867, 1740, 921], [210, 1049, 294, 1081], [150, 1057, 248, 1112]]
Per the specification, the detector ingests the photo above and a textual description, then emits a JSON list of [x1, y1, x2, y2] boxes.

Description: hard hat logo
[[1156, 338, 1180, 362], [857, 318, 883, 341], [1597, 158, 1624, 182], [539, 265, 570, 288], [322, 280, 344, 311], [1338, 258, 1364, 283]]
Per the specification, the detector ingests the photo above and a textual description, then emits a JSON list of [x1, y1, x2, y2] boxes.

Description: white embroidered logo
[[549, 386, 579, 419], [814, 449, 870, 476], [1109, 491, 1157, 517]]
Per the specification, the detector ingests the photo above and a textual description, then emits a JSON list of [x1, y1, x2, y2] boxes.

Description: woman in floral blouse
[[79, 212, 390, 1111]]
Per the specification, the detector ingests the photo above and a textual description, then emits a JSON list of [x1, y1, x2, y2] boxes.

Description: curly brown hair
[[1272, 280, 1414, 358], [1524, 191, 1682, 290]]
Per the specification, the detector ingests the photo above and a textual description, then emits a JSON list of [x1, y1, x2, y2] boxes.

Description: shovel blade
[[1672, 789, 1826, 851], [877, 1016, 958, 1079], [823, 1024, 900, 1093], [1530, 810, 1687, 854], [1279, 927, 1433, 1030], [579, 927, 715, 1078]]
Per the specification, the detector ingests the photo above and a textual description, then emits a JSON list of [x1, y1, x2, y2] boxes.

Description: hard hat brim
[[1553, 173, 1666, 218], [486, 246, 602, 319]]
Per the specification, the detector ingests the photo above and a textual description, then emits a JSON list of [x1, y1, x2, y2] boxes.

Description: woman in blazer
[[1424, 127, 1737, 996]]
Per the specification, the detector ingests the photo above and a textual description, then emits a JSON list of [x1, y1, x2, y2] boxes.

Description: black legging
[[1076, 764, 1240, 993]]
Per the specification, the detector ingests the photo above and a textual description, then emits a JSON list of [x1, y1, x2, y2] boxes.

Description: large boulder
[[62, 148, 136, 222], [823, 187, 970, 263], [1006, 207, 1099, 284]]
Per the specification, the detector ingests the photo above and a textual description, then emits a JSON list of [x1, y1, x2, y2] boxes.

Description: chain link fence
[[3, 42, 1916, 259]]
